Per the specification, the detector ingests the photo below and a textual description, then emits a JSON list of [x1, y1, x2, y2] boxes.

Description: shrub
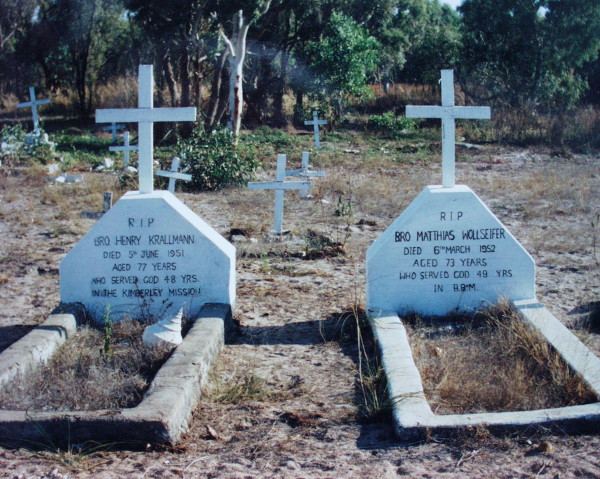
[[367, 112, 416, 136], [177, 124, 260, 191]]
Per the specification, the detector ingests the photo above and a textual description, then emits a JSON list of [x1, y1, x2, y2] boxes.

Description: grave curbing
[[0, 303, 230, 448], [369, 303, 600, 440]]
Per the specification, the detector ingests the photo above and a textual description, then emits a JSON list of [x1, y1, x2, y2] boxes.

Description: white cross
[[157, 156, 192, 193], [102, 122, 125, 143], [17, 87, 51, 134], [405, 70, 491, 188], [285, 151, 325, 197], [248, 154, 311, 234], [305, 110, 327, 149], [96, 65, 196, 194], [109, 131, 138, 166]]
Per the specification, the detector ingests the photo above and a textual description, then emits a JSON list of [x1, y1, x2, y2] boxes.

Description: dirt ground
[[0, 143, 599, 478]]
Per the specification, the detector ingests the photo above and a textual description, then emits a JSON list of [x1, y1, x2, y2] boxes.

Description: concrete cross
[[102, 122, 125, 143], [248, 154, 311, 234], [305, 110, 327, 149], [157, 156, 192, 193], [109, 131, 138, 166], [405, 69, 491, 188], [96, 65, 197, 194], [285, 151, 325, 197], [17, 87, 51, 134]]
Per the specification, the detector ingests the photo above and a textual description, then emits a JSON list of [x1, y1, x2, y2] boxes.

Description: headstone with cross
[[109, 131, 138, 166], [17, 87, 51, 135], [305, 111, 327, 149], [405, 69, 490, 188], [285, 151, 325, 197], [102, 122, 126, 144], [367, 69, 535, 317], [61, 64, 235, 323], [248, 154, 311, 234], [157, 157, 192, 194]]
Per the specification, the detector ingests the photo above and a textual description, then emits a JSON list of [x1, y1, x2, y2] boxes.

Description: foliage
[[304, 12, 381, 122], [459, 0, 600, 109], [367, 112, 417, 136], [177, 124, 259, 191]]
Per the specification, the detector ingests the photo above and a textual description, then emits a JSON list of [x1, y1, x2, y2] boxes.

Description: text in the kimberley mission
[[88, 217, 202, 300]]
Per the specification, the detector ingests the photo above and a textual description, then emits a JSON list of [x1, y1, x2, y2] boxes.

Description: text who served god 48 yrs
[[393, 210, 512, 294], [89, 217, 202, 299]]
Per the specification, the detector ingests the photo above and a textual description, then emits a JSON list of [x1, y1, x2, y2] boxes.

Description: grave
[[157, 156, 192, 193], [81, 192, 113, 219], [61, 65, 235, 322], [102, 122, 126, 143], [366, 69, 600, 438], [16, 86, 51, 135], [109, 131, 138, 166], [285, 151, 325, 198], [305, 110, 327, 149], [248, 154, 311, 234]]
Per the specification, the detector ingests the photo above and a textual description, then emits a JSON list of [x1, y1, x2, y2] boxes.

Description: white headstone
[[248, 154, 311, 234], [96, 65, 196, 194], [285, 151, 325, 197], [17, 87, 51, 134], [157, 157, 192, 193], [367, 185, 535, 316], [305, 111, 327, 149], [60, 190, 236, 322], [102, 122, 126, 143], [109, 131, 138, 167], [406, 70, 490, 188]]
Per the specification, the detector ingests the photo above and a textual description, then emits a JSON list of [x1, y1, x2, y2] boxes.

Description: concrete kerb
[[368, 301, 600, 440], [0, 303, 230, 448]]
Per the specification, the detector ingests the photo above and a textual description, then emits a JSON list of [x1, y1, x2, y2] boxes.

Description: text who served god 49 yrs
[[89, 217, 202, 299], [393, 210, 512, 294]]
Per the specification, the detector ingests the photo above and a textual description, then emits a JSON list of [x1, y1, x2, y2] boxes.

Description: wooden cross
[[305, 110, 327, 149], [285, 151, 325, 197], [405, 70, 491, 188], [17, 87, 51, 134], [96, 65, 197, 194], [157, 156, 192, 193], [248, 154, 311, 234], [109, 131, 138, 166], [102, 122, 125, 143]]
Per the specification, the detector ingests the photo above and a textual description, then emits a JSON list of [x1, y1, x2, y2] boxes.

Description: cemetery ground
[[0, 124, 599, 478]]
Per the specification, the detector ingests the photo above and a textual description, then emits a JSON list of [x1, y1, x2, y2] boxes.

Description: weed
[[405, 300, 597, 414], [212, 370, 275, 404], [101, 306, 114, 360]]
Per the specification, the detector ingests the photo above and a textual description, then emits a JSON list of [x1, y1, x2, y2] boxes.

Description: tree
[[459, 0, 600, 109], [28, 0, 130, 117], [215, 1, 272, 139], [304, 11, 380, 122]]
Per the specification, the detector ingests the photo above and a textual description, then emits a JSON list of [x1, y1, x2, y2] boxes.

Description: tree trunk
[[207, 50, 229, 128], [163, 56, 179, 107], [272, 50, 289, 127]]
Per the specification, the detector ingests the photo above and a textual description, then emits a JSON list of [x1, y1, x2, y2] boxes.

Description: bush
[[367, 112, 416, 136], [177, 124, 260, 191]]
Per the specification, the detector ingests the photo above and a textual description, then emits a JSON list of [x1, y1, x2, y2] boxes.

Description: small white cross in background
[[109, 131, 138, 166], [17, 87, 51, 134], [96, 65, 197, 194], [157, 156, 192, 193], [405, 69, 491, 188], [248, 154, 311, 234], [305, 110, 327, 149], [285, 151, 325, 197], [102, 122, 126, 143]]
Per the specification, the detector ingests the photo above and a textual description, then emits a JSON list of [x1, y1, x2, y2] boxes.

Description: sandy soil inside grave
[[0, 144, 599, 478]]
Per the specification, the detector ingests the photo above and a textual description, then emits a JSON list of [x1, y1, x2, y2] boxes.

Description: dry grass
[[0, 320, 172, 411], [405, 301, 598, 415]]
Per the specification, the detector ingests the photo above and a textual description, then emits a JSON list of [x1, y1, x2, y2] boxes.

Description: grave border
[[369, 300, 600, 440], [0, 303, 231, 448]]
